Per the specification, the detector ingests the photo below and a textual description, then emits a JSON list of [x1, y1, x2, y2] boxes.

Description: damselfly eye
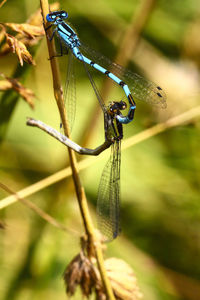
[[118, 101, 127, 110], [46, 13, 56, 22], [122, 102, 127, 109], [60, 11, 68, 19]]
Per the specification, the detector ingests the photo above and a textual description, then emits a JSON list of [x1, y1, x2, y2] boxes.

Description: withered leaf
[[0, 79, 12, 90], [0, 3, 59, 57], [63, 252, 100, 298], [0, 18, 44, 57], [0, 73, 35, 108], [104, 258, 143, 300], [2, 22, 44, 39], [5, 33, 35, 65]]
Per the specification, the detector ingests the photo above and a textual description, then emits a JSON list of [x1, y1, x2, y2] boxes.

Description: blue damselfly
[[45, 10, 166, 127], [27, 10, 167, 241]]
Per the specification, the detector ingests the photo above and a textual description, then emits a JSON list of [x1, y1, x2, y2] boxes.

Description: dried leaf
[[1, 33, 43, 55], [0, 73, 35, 108], [63, 249, 142, 300], [63, 251, 99, 298], [2, 23, 44, 39], [5, 33, 35, 65], [0, 25, 10, 55], [0, 23, 44, 55], [0, 3, 59, 57], [0, 79, 12, 90], [0, 11, 45, 56], [104, 258, 143, 300]]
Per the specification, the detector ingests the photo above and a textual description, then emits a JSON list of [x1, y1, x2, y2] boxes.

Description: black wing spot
[[105, 71, 110, 76], [157, 92, 162, 97], [157, 86, 162, 90], [90, 61, 95, 66]]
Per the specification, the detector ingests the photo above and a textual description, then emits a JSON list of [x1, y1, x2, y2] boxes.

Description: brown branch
[[40, 0, 94, 251], [0, 0, 7, 9]]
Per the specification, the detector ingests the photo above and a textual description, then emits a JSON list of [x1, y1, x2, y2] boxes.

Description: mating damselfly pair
[[27, 10, 166, 242]]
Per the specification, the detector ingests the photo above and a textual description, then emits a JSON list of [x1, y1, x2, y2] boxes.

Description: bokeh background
[[0, 0, 200, 299]]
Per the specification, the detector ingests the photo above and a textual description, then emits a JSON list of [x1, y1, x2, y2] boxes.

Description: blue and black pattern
[[46, 10, 137, 124]]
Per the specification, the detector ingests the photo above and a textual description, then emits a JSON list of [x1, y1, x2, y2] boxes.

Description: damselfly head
[[118, 100, 127, 111], [109, 101, 127, 114], [46, 10, 68, 22]]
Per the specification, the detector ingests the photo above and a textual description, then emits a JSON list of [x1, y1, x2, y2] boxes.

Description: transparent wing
[[97, 141, 121, 242], [80, 42, 167, 108], [62, 50, 76, 133], [62, 49, 107, 132]]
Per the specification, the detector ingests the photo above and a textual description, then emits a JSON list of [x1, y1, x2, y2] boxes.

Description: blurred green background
[[0, 0, 200, 299]]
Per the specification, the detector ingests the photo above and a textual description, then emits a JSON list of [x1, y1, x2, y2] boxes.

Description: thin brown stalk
[[116, 0, 157, 65], [0, 0, 7, 9], [0, 156, 95, 209], [40, 0, 94, 249], [0, 182, 77, 235], [81, 0, 157, 146], [39, 1, 115, 298]]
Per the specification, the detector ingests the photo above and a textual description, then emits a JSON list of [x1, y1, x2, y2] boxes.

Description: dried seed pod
[[2, 23, 44, 39], [5, 33, 35, 66], [63, 250, 142, 300], [0, 73, 35, 108], [104, 257, 142, 300], [63, 251, 99, 298]]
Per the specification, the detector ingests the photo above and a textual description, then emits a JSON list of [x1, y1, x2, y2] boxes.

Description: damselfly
[[27, 76, 128, 241], [45, 10, 166, 128], [29, 10, 167, 241]]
